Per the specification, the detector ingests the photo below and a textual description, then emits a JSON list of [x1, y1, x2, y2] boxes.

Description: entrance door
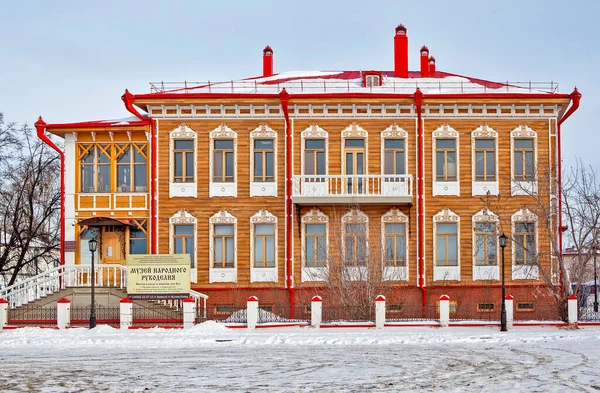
[[102, 232, 122, 264], [344, 139, 365, 195]]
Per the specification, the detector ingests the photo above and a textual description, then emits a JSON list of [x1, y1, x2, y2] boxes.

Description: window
[[79, 144, 111, 193], [215, 305, 233, 314], [474, 139, 495, 181], [478, 303, 495, 312], [129, 221, 147, 255], [253, 224, 275, 268], [174, 225, 195, 268], [365, 75, 380, 87], [305, 224, 327, 267], [116, 144, 147, 192], [173, 140, 194, 183], [517, 302, 535, 311], [436, 223, 458, 266], [474, 223, 497, 266], [345, 223, 367, 266], [383, 139, 405, 175], [384, 223, 406, 266], [213, 140, 235, 183], [435, 139, 457, 181], [253, 139, 274, 182], [513, 139, 535, 181], [304, 139, 326, 176], [213, 224, 235, 268], [209, 210, 237, 283], [515, 222, 536, 265]]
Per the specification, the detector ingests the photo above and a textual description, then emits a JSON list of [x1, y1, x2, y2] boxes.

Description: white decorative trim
[[433, 208, 460, 281], [169, 124, 197, 198], [511, 125, 538, 196], [250, 125, 277, 197], [471, 209, 499, 281], [381, 208, 409, 282], [511, 208, 539, 280], [432, 125, 460, 196], [471, 125, 499, 196], [301, 209, 329, 282], [341, 123, 368, 139], [250, 210, 278, 283], [209, 124, 237, 198], [169, 210, 197, 283], [209, 211, 237, 283]]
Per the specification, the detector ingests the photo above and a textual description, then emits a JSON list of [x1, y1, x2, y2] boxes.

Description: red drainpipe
[[279, 88, 295, 311], [556, 87, 581, 292], [35, 117, 65, 279], [414, 88, 427, 311], [121, 90, 157, 253]]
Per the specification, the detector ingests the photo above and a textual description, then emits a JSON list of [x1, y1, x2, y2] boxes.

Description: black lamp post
[[88, 238, 98, 329], [593, 244, 598, 313], [499, 233, 508, 332]]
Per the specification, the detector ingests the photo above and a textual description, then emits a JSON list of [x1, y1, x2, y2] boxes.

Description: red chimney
[[263, 45, 273, 77], [394, 25, 408, 78], [420, 46, 430, 77], [429, 56, 436, 74]]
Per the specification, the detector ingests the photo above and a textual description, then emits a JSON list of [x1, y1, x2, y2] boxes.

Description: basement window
[[517, 302, 535, 311], [215, 305, 233, 314], [477, 303, 495, 312]]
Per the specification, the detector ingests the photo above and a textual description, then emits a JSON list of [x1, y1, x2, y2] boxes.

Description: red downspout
[[556, 87, 581, 292], [279, 88, 295, 312], [414, 88, 427, 311], [35, 117, 65, 279], [121, 90, 156, 253]]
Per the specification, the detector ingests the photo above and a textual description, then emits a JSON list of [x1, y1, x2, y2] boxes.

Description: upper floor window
[[173, 140, 195, 183], [116, 144, 147, 192], [435, 139, 457, 181], [304, 139, 326, 175], [79, 144, 111, 193], [474, 139, 495, 181], [513, 139, 535, 181], [384, 139, 405, 175], [213, 140, 235, 183], [253, 139, 274, 182]]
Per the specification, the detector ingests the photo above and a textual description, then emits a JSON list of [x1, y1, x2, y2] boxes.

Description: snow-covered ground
[[1, 324, 599, 392]]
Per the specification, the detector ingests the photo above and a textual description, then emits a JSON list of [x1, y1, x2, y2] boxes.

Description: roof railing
[[148, 80, 560, 95]]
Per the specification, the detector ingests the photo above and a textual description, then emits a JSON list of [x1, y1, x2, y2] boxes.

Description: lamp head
[[499, 233, 508, 248], [88, 238, 98, 253]]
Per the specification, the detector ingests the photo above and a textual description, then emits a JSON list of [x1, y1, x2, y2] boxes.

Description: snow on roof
[[45, 115, 148, 129], [147, 70, 561, 96]]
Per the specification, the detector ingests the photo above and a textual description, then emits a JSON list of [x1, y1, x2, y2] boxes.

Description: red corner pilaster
[[35, 117, 65, 269], [279, 88, 295, 315], [414, 88, 427, 312]]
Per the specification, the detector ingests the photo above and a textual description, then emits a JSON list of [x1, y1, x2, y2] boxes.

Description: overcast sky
[[1, 0, 597, 167]]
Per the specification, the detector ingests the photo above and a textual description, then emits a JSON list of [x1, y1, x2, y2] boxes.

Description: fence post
[[439, 295, 450, 328], [375, 295, 386, 329], [505, 295, 514, 329], [0, 298, 8, 330], [120, 297, 133, 329], [568, 294, 578, 325], [311, 296, 322, 328], [183, 297, 196, 329], [247, 296, 259, 330], [57, 297, 71, 330]]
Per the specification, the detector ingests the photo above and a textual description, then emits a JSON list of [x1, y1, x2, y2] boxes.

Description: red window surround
[[362, 71, 383, 87]]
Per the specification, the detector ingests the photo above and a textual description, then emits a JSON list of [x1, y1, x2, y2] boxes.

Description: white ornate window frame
[[209, 124, 237, 198], [432, 125, 460, 196], [341, 123, 369, 177], [209, 210, 237, 283], [301, 209, 329, 282], [433, 208, 460, 281], [169, 125, 197, 198], [511, 208, 539, 280], [250, 124, 278, 197], [381, 124, 409, 197], [471, 125, 499, 196], [511, 125, 538, 196], [381, 208, 409, 281], [169, 210, 197, 283], [342, 209, 369, 281], [472, 208, 499, 281], [299, 125, 329, 197], [250, 209, 278, 283]]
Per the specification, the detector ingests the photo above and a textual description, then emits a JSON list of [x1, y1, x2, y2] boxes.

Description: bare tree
[[0, 113, 61, 288]]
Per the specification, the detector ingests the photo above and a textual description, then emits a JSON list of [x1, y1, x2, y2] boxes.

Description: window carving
[[432, 125, 460, 196], [511, 208, 539, 280], [169, 125, 197, 198], [342, 210, 368, 267], [511, 125, 538, 196], [209, 124, 237, 197], [169, 210, 197, 269], [381, 125, 408, 176], [433, 208, 460, 281], [250, 210, 278, 282], [250, 125, 277, 197], [382, 208, 408, 267], [209, 211, 237, 283]]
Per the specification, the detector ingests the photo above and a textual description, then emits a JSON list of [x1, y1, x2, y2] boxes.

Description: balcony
[[292, 175, 413, 205]]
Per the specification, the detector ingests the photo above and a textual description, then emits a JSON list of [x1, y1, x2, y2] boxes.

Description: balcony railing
[[292, 174, 413, 204]]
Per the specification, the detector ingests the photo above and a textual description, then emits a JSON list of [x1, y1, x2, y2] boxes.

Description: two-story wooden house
[[36, 24, 581, 316]]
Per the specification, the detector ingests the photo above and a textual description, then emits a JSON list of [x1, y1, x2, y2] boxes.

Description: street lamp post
[[499, 233, 508, 332], [593, 244, 598, 313], [88, 238, 98, 329]]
